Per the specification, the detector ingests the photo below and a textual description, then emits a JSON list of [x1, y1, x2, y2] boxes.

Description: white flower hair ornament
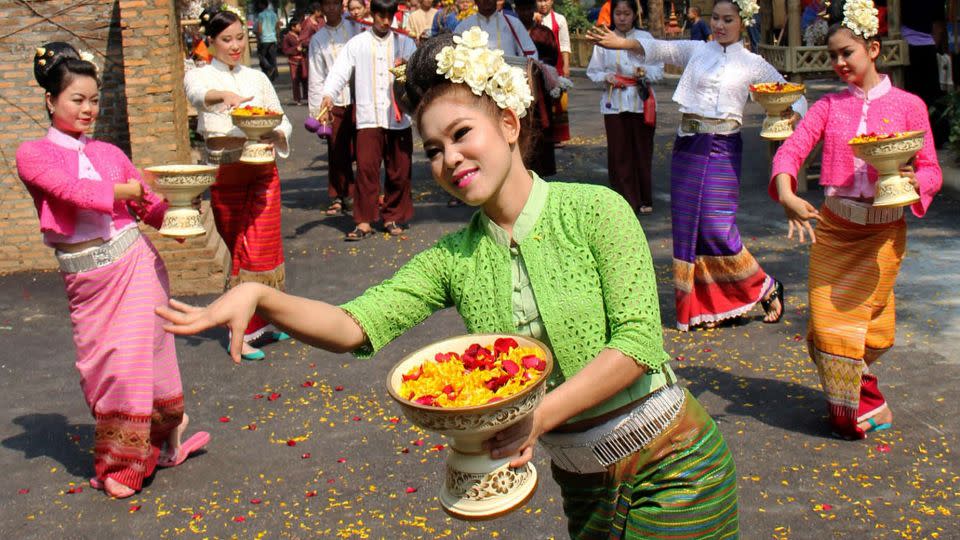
[[78, 49, 100, 74], [733, 0, 760, 26], [220, 3, 245, 19], [435, 28, 534, 118], [842, 0, 879, 39]]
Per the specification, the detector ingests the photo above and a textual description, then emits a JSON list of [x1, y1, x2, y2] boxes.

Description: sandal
[[383, 221, 404, 236], [760, 280, 785, 324], [864, 417, 892, 433], [325, 198, 343, 216], [344, 226, 375, 241]]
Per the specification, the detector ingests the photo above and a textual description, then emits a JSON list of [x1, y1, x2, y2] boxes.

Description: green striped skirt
[[551, 390, 739, 539]]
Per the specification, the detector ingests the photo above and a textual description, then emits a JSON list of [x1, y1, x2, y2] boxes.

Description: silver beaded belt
[[680, 114, 741, 135], [824, 196, 903, 225], [56, 227, 140, 274], [539, 384, 686, 474]]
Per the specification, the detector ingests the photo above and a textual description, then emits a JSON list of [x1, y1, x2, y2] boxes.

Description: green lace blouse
[[342, 176, 671, 417]]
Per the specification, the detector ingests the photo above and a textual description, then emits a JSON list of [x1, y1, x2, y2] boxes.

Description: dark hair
[[370, 0, 400, 16], [198, 7, 242, 39], [514, 0, 533, 8], [689, 6, 700, 16], [826, 22, 882, 50], [401, 34, 536, 158], [33, 42, 100, 97], [608, 0, 641, 29], [309, 2, 324, 12]]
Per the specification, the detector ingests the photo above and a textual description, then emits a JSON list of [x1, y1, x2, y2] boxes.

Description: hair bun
[[34, 42, 79, 89], [401, 34, 455, 114]]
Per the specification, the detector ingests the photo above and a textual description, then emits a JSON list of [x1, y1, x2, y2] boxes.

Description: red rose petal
[[253, 393, 264, 399], [308, 362, 317, 368], [301, 380, 315, 387], [192, 513, 203, 520], [129, 504, 141, 513], [703, 348, 713, 352], [233, 515, 246, 522], [432, 444, 445, 451], [405, 486, 417, 494], [326, 478, 335, 484], [493, 337, 519, 356], [877, 444, 891, 453], [501, 360, 519, 376], [301, 453, 311, 459], [286, 439, 297, 447], [305, 490, 318, 497], [245, 423, 257, 431], [67, 486, 82, 494], [414, 395, 438, 406], [250, 498, 262, 504], [267, 392, 281, 401], [17, 488, 29, 495], [412, 439, 424, 446], [402, 366, 424, 382], [219, 416, 231, 423], [334, 385, 344, 391], [487, 396, 503, 403], [675, 355, 686, 362], [389, 417, 400, 423], [352, 416, 362, 421], [521, 354, 540, 369], [821, 503, 833, 511], [337, 457, 347, 463], [400, 447, 410, 454]]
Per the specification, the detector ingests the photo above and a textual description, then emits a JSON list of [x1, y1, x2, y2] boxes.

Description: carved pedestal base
[[441, 455, 538, 520], [760, 116, 795, 140], [160, 208, 206, 238], [873, 176, 921, 207]]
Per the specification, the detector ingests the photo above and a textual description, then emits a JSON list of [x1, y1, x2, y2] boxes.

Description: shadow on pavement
[[679, 365, 832, 438], [3, 414, 94, 478]]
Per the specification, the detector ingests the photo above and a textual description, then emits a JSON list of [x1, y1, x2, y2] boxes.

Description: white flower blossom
[[434, 29, 533, 117], [734, 0, 760, 26], [842, 0, 879, 39]]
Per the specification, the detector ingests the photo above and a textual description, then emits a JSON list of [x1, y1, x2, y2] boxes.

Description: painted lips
[[452, 168, 477, 189]]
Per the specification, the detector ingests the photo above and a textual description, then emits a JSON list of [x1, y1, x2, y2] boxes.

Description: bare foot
[[104, 477, 135, 499], [762, 295, 783, 323], [241, 343, 262, 356], [161, 413, 189, 464]]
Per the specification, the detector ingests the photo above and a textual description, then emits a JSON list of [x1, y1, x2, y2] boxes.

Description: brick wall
[[0, 0, 226, 295]]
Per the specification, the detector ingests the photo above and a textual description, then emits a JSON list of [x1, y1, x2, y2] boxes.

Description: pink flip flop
[[158, 431, 211, 468], [89, 477, 104, 490]]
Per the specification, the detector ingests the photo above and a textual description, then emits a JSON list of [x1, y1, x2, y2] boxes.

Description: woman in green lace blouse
[[159, 32, 739, 539]]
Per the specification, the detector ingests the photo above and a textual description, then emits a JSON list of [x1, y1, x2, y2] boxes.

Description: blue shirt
[[690, 19, 710, 41], [257, 8, 279, 43]]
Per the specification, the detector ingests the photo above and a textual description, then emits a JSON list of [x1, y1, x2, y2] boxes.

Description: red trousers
[[327, 105, 355, 201], [354, 127, 413, 225], [604, 113, 655, 210]]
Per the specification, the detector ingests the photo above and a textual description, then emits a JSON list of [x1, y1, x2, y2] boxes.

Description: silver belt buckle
[[683, 118, 700, 134], [91, 247, 113, 268]]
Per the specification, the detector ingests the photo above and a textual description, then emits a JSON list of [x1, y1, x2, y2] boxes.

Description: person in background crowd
[[688, 5, 711, 41], [301, 2, 326, 45], [348, 0, 373, 23], [185, 6, 294, 360], [281, 16, 309, 105], [535, 0, 570, 145], [17, 42, 210, 499], [455, 0, 538, 59], [588, 0, 806, 331], [902, 0, 949, 148], [588, 0, 663, 214], [515, 0, 557, 176], [319, 0, 417, 240], [309, 0, 361, 216], [432, 0, 469, 35], [255, 0, 281, 81], [406, 0, 439, 38]]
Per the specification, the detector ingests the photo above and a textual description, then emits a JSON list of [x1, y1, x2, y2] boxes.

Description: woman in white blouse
[[586, 0, 662, 215], [588, 0, 804, 332], [184, 6, 293, 361]]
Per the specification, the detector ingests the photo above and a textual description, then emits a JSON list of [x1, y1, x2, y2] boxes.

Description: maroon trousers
[[604, 112, 655, 211], [327, 105, 356, 201], [354, 127, 413, 225], [288, 59, 308, 103]]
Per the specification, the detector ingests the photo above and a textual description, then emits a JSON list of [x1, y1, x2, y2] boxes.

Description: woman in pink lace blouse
[[16, 43, 208, 498], [770, 12, 942, 440]]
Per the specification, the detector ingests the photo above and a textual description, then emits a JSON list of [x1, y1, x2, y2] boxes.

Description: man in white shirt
[[320, 0, 417, 240], [454, 0, 538, 60], [309, 0, 361, 217]]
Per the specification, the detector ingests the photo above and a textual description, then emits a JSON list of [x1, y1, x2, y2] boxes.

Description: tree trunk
[[648, 0, 665, 38]]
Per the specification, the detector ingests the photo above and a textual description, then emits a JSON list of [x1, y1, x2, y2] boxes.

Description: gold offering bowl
[[750, 84, 806, 140], [849, 130, 924, 207], [143, 165, 217, 238], [386, 334, 554, 520], [230, 112, 283, 164]]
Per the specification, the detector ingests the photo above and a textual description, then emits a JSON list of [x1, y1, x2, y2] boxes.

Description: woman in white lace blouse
[[589, 0, 806, 332], [183, 5, 293, 361]]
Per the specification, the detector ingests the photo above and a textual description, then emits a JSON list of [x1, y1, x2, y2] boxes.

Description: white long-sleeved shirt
[[308, 20, 361, 114], [541, 11, 571, 54], [184, 59, 293, 157], [454, 12, 539, 60], [320, 30, 417, 130], [634, 39, 807, 132], [587, 29, 663, 115]]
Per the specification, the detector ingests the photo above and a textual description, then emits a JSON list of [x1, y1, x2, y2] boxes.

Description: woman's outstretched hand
[[780, 193, 820, 244], [483, 410, 542, 468], [156, 283, 264, 363], [586, 25, 628, 50]]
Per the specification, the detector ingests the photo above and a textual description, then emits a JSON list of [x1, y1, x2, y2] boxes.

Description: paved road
[[1, 72, 958, 539]]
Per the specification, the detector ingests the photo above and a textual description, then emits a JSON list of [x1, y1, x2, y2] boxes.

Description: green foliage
[[554, 0, 592, 33], [932, 91, 960, 155]]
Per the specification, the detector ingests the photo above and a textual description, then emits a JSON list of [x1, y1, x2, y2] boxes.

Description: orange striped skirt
[[807, 205, 906, 438]]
